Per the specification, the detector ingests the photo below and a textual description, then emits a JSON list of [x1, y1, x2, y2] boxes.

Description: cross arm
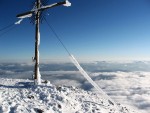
[[17, 0, 71, 18], [16, 11, 33, 19]]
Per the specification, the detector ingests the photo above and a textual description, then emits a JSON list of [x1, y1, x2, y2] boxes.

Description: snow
[[18, 13, 32, 19], [0, 78, 137, 113], [38, 31, 40, 46], [33, 51, 41, 85], [37, 66, 41, 84], [63, 0, 71, 7], [34, 62, 41, 85], [34, 31, 41, 85], [15, 19, 23, 25]]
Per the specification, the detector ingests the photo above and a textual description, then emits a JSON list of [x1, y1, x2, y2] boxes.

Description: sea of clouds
[[0, 61, 150, 113]]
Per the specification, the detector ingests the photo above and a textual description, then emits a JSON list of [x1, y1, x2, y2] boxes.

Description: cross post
[[34, 0, 41, 84], [17, 0, 71, 85]]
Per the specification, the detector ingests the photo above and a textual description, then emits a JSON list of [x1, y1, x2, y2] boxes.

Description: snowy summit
[[0, 78, 137, 113]]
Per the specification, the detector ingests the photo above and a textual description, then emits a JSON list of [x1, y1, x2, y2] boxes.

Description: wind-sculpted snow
[[0, 78, 136, 113]]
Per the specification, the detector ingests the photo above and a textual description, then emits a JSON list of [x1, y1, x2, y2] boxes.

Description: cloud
[[90, 71, 150, 113]]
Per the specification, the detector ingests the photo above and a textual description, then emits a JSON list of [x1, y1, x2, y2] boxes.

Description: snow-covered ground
[[0, 61, 150, 113], [0, 78, 137, 113]]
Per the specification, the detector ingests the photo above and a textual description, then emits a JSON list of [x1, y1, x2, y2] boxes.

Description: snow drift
[[0, 78, 137, 113]]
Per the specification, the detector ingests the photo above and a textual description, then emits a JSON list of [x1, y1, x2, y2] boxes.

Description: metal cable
[[0, 25, 16, 38], [44, 17, 72, 56], [0, 24, 14, 32], [0, 19, 24, 39]]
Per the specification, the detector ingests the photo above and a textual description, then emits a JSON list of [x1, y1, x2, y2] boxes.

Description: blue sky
[[0, 0, 150, 62]]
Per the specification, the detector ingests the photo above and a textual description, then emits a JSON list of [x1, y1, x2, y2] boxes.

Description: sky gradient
[[1, 0, 150, 62]]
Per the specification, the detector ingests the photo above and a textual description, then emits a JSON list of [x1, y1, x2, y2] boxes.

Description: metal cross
[[17, 0, 71, 84]]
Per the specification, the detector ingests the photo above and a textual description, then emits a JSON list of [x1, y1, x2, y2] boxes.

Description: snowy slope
[[0, 78, 137, 113]]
